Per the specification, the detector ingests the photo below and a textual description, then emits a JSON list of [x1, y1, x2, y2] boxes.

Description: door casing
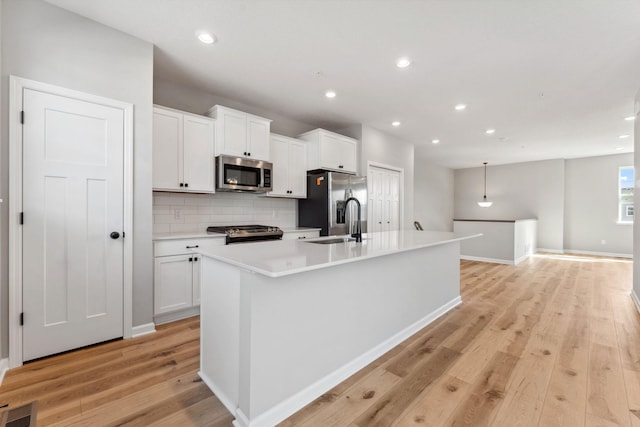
[[8, 76, 134, 368]]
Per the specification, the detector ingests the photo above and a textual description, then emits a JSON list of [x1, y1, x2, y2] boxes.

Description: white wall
[[454, 159, 565, 251], [154, 78, 316, 137], [564, 154, 633, 256], [359, 125, 415, 229], [0, 0, 155, 358], [414, 148, 454, 232]]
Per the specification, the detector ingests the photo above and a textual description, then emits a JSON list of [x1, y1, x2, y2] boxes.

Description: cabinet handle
[[188, 257, 193, 262], [298, 236, 307, 239], [186, 245, 199, 249], [179, 183, 184, 187], [378, 221, 382, 224], [248, 152, 251, 156], [387, 221, 390, 223], [338, 165, 344, 169], [184, 183, 189, 188], [194, 257, 198, 262], [244, 151, 247, 156]]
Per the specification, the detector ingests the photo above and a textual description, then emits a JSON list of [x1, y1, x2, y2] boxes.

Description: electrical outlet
[[174, 209, 182, 220], [601, 239, 606, 245]]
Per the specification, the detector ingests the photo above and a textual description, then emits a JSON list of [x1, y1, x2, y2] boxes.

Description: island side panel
[[242, 241, 461, 423], [199, 257, 241, 415]]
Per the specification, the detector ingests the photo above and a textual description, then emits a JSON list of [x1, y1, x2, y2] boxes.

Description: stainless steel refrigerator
[[298, 170, 367, 236]]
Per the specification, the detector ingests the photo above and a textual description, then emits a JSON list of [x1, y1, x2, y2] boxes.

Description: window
[[619, 166, 634, 223]]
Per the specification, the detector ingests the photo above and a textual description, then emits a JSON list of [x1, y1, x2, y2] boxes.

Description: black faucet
[[344, 197, 362, 242]]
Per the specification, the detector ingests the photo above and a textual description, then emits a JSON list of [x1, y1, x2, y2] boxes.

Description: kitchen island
[[197, 230, 479, 427]]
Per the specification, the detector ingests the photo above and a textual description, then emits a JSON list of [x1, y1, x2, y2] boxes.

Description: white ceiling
[[45, 0, 640, 169]]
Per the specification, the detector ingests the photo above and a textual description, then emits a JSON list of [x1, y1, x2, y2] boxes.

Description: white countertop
[[197, 230, 481, 278]]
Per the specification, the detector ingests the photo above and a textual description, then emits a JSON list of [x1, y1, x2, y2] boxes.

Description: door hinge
[[20, 111, 24, 124], [20, 312, 24, 326], [19, 212, 24, 225]]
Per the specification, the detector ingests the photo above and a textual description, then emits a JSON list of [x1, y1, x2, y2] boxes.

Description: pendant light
[[478, 162, 493, 207]]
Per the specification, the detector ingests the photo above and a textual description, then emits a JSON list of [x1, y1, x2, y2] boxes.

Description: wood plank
[[298, 369, 402, 426], [587, 343, 631, 427], [392, 375, 471, 426], [351, 347, 461, 427], [444, 351, 520, 426]]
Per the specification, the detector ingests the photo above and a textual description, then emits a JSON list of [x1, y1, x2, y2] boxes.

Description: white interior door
[[368, 165, 401, 233], [22, 88, 125, 361]]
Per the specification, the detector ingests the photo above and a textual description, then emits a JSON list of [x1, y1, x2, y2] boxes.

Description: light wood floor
[[0, 253, 636, 426]]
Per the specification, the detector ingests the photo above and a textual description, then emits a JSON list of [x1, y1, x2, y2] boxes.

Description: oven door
[[216, 155, 272, 192]]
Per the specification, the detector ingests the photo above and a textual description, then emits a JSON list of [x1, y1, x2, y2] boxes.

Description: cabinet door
[[219, 110, 247, 157], [268, 136, 289, 197], [152, 109, 183, 190], [183, 115, 215, 192], [154, 255, 193, 315], [320, 133, 357, 173], [288, 140, 307, 198], [247, 118, 270, 160]]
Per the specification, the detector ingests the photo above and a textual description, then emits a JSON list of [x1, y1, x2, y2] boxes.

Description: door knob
[[110, 231, 120, 239]]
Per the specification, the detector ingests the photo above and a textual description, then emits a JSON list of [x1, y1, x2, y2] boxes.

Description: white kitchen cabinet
[[281, 229, 320, 240], [297, 129, 358, 174], [267, 134, 307, 198], [153, 105, 215, 193], [153, 237, 225, 319], [207, 105, 272, 161]]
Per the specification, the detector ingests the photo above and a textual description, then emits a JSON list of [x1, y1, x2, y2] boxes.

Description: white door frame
[[366, 161, 405, 231], [8, 76, 134, 368]]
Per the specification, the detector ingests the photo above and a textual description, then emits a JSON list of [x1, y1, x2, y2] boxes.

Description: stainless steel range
[[207, 224, 284, 245]]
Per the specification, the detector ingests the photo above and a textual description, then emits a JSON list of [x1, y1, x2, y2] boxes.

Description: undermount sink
[[306, 237, 367, 245]]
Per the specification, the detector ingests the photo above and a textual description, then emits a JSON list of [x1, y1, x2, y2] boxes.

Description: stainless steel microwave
[[216, 155, 273, 192]]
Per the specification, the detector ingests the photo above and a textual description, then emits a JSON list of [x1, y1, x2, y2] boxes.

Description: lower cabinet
[[153, 237, 225, 320], [282, 229, 320, 240]]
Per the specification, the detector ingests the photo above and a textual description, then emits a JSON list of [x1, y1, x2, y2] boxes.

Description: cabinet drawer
[[154, 237, 225, 257], [282, 230, 320, 240]]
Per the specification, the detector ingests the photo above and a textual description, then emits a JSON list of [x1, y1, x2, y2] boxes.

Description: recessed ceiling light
[[392, 121, 401, 127], [455, 104, 467, 111], [624, 116, 636, 121], [325, 91, 336, 98], [485, 129, 496, 134], [432, 139, 440, 144], [396, 57, 411, 68], [616, 147, 624, 150], [197, 31, 216, 44], [619, 134, 630, 139]]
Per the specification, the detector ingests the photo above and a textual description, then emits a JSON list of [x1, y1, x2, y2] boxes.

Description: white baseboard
[[460, 255, 514, 265], [0, 358, 9, 387], [563, 249, 633, 259], [131, 322, 156, 338], [631, 290, 640, 315], [154, 306, 200, 326], [199, 371, 238, 419], [536, 248, 565, 254], [228, 296, 463, 427], [514, 254, 530, 265]]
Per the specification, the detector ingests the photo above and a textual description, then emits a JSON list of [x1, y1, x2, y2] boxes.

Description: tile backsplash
[[153, 192, 297, 233]]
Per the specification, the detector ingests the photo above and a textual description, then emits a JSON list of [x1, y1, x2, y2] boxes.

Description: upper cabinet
[[297, 129, 358, 174], [207, 105, 272, 161], [267, 134, 307, 198], [152, 106, 215, 193]]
